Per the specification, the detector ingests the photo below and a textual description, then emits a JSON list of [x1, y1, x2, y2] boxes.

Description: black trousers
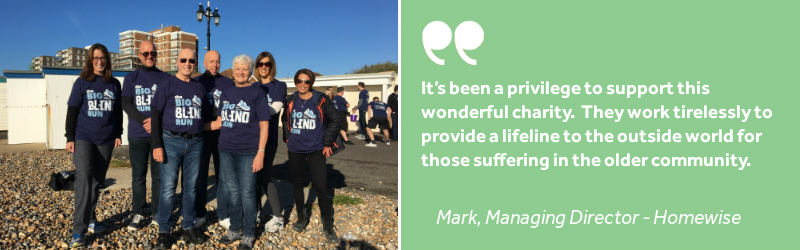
[[128, 137, 160, 215], [72, 140, 113, 234], [288, 150, 333, 217], [196, 130, 221, 218], [390, 112, 398, 140], [256, 141, 282, 216]]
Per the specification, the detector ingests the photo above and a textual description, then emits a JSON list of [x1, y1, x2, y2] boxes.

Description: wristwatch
[[258, 149, 265, 152]]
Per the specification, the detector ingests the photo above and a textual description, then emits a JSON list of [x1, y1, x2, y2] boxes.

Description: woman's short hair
[[232, 54, 254, 77], [80, 43, 113, 82], [294, 69, 316, 87], [255, 51, 277, 82]]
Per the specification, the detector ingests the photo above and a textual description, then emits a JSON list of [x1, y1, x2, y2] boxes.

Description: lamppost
[[196, 1, 220, 51]]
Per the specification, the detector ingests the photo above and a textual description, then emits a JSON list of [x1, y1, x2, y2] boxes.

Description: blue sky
[[0, 0, 397, 77]]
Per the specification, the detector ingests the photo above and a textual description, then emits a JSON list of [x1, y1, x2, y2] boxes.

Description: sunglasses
[[295, 79, 312, 85], [179, 58, 197, 64], [140, 51, 157, 58], [257, 62, 272, 68]]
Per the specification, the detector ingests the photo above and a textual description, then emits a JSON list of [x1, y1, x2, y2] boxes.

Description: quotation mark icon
[[422, 21, 484, 65]]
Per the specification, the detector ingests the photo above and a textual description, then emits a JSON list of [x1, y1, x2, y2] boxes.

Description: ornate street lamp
[[196, 2, 220, 51]]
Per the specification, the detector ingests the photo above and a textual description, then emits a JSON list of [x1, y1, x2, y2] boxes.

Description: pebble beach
[[0, 150, 398, 250]]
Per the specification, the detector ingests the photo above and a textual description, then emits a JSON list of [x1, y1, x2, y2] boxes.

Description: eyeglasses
[[295, 79, 312, 85], [140, 51, 157, 58], [179, 58, 197, 64], [257, 62, 272, 68], [93, 57, 107, 62]]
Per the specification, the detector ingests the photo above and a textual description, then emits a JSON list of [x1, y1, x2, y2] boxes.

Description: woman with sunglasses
[[253, 51, 287, 233], [65, 43, 123, 248], [207, 54, 270, 250], [282, 69, 341, 244]]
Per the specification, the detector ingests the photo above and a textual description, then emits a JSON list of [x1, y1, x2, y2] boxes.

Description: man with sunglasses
[[150, 49, 211, 249], [192, 50, 235, 229], [121, 41, 171, 231]]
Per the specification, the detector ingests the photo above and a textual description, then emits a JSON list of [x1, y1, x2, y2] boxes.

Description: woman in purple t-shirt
[[253, 51, 286, 233], [281, 69, 341, 244], [64, 43, 122, 248], [207, 54, 270, 249]]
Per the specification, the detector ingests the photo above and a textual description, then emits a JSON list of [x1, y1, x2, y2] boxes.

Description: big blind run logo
[[220, 100, 252, 128], [134, 84, 156, 112], [174, 95, 202, 125], [210, 89, 222, 108], [290, 108, 317, 135], [87, 89, 115, 117]]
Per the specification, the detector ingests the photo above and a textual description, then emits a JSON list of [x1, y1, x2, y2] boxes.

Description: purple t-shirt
[[121, 68, 171, 137], [369, 101, 389, 117], [67, 76, 122, 145], [217, 83, 271, 153], [358, 89, 369, 111], [287, 90, 325, 154], [150, 75, 208, 135], [194, 71, 235, 123], [258, 79, 287, 143], [333, 95, 348, 111]]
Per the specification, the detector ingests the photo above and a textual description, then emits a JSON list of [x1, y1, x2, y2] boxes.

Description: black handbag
[[48, 170, 77, 191], [330, 133, 346, 156]]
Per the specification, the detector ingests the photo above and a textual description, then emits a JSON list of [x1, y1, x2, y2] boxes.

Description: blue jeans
[[219, 150, 258, 236], [157, 131, 203, 233]]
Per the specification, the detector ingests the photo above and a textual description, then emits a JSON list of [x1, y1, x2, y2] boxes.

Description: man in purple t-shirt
[[120, 41, 170, 231], [150, 49, 209, 248], [365, 97, 393, 147]]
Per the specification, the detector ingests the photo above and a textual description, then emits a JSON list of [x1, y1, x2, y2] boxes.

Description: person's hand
[[252, 153, 264, 173], [153, 148, 165, 163], [66, 142, 75, 153], [143, 118, 152, 134], [323, 146, 332, 158], [114, 138, 122, 148]]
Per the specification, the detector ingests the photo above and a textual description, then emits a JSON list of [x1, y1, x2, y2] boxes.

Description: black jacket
[[282, 91, 340, 147]]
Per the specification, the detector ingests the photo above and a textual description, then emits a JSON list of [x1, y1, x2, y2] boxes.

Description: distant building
[[29, 55, 57, 71], [115, 25, 199, 73], [30, 47, 120, 71]]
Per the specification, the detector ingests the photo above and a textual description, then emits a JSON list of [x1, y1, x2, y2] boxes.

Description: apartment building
[[115, 25, 199, 73], [29, 56, 57, 71]]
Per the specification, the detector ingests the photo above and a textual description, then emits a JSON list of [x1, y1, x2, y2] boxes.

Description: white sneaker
[[264, 216, 284, 233], [219, 218, 231, 230], [355, 134, 366, 140], [386, 139, 391, 145], [365, 142, 377, 147], [194, 216, 207, 228]]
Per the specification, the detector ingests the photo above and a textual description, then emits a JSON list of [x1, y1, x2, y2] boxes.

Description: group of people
[[64, 41, 390, 249]]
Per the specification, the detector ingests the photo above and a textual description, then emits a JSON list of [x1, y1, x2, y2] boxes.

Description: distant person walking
[[283, 69, 341, 244], [388, 85, 398, 141], [121, 41, 170, 231], [333, 87, 355, 145], [65, 43, 122, 248], [254, 51, 286, 233], [365, 97, 392, 147], [352, 82, 369, 140], [193, 50, 235, 229], [150, 49, 210, 249], [208, 54, 270, 250]]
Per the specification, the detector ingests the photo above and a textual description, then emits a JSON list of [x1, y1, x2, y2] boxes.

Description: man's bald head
[[176, 49, 196, 77], [204, 50, 221, 75], [138, 41, 156, 68]]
